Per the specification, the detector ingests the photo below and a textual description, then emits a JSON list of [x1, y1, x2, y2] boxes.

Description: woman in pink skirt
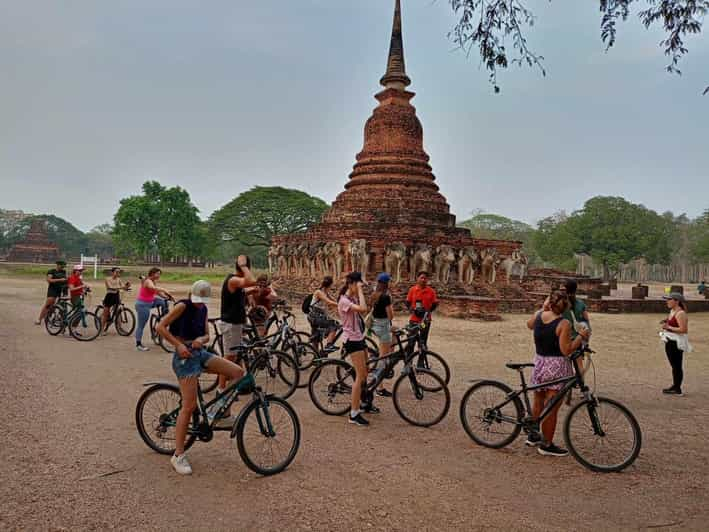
[[525, 291, 590, 456]]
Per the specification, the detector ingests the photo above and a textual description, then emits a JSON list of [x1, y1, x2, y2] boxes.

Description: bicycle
[[149, 297, 174, 353], [44, 292, 101, 341], [135, 374, 301, 476], [458, 347, 642, 473], [94, 292, 136, 336], [308, 323, 451, 427]]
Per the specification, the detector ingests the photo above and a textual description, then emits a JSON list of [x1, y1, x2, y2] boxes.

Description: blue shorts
[[172, 348, 214, 380]]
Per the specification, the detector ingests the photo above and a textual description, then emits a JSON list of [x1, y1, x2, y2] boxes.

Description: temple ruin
[[7, 218, 60, 263]]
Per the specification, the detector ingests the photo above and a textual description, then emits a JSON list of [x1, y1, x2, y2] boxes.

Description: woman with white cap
[[157, 280, 254, 475], [660, 292, 691, 396]]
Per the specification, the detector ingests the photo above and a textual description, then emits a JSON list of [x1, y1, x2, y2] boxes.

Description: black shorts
[[103, 292, 120, 307], [343, 339, 366, 354], [47, 289, 62, 299]]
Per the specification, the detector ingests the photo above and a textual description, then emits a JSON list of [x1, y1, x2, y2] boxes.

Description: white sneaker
[[34, 320, 41, 326], [171, 453, 192, 475], [136, 344, 150, 352]]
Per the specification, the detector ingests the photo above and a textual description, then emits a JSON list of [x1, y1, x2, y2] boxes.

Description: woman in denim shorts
[[157, 280, 254, 476], [369, 273, 395, 397]]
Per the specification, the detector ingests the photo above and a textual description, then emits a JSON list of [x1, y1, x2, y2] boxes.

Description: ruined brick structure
[[7, 219, 60, 263]]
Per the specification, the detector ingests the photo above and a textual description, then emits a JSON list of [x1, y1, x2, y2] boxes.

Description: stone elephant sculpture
[[384, 242, 407, 284], [295, 242, 310, 277], [409, 243, 433, 282], [268, 244, 281, 275], [308, 242, 325, 277], [434, 245, 456, 284], [500, 250, 528, 284], [480, 248, 500, 284], [323, 242, 344, 279], [348, 239, 368, 281], [457, 246, 480, 285], [277, 244, 290, 275]]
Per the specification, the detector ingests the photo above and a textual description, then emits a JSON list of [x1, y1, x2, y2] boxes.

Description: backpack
[[301, 293, 314, 314]]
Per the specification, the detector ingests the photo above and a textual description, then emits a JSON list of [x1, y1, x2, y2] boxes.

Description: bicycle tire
[[459, 380, 523, 448], [308, 359, 354, 416], [135, 383, 197, 455], [198, 341, 222, 394], [392, 368, 450, 427], [249, 350, 299, 400], [149, 314, 160, 344], [235, 395, 301, 476], [564, 396, 642, 473], [412, 350, 450, 386], [44, 305, 66, 336], [115, 306, 136, 336], [69, 311, 101, 341]]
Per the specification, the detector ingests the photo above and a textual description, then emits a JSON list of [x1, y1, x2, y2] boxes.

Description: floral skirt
[[530, 354, 573, 391]]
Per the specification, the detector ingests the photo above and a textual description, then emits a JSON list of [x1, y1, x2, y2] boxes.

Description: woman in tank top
[[660, 292, 690, 395], [308, 276, 339, 351], [134, 267, 172, 351], [525, 290, 589, 457], [369, 272, 394, 397]]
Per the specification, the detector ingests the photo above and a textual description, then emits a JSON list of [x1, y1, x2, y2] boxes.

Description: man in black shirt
[[36, 259, 68, 325], [218, 255, 256, 419]]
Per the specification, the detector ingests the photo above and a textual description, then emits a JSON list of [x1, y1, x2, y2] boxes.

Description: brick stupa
[[7, 218, 60, 263], [274, 0, 518, 273]]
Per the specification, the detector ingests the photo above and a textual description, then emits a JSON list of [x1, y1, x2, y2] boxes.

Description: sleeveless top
[[372, 292, 392, 319], [667, 313, 679, 328], [310, 290, 327, 312], [169, 300, 207, 341], [533, 314, 564, 357], [221, 274, 246, 324], [137, 281, 156, 303]]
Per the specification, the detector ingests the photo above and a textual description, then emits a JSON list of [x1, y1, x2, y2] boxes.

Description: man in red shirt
[[68, 265, 87, 307], [406, 271, 438, 347]]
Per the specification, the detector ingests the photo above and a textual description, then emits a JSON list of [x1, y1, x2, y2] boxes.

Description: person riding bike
[[36, 259, 68, 325], [405, 271, 438, 347], [156, 280, 254, 475], [307, 276, 339, 353], [100, 267, 131, 335], [134, 267, 172, 352]]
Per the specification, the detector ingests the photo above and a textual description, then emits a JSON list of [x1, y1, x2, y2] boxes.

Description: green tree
[[208, 186, 328, 265], [86, 224, 115, 260], [113, 181, 202, 263], [533, 211, 581, 271], [458, 211, 540, 264], [448, 0, 708, 94], [690, 209, 709, 261]]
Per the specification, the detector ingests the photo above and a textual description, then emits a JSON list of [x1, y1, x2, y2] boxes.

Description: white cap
[[190, 280, 211, 304]]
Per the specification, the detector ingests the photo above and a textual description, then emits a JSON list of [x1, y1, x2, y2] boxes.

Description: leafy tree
[[0, 214, 87, 257], [208, 186, 328, 264], [533, 211, 581, 271], [690, 209, 709, 261], [86, 224, 115, 259], [448, 0, 708, 94], [113, 181, 203, 263]]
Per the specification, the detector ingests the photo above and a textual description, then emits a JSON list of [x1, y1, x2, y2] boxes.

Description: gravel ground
[[1, 276, 707, 531]]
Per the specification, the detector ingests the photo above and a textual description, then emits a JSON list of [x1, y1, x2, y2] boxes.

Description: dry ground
[[1, 276, 707, 531]]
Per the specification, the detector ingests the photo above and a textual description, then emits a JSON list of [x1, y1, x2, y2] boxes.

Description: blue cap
[[377, 272, 391, 283]]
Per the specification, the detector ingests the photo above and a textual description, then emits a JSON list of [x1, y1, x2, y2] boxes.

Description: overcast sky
[[1, 0, 707, 232]]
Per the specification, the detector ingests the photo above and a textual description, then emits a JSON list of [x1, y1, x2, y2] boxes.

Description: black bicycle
[[44, 292, 101, 341], [135, 374, 300, 476], [94, 294, 136, 336], [149, 297, 174, 352], [308, 323, 450, 427], [459, 347, 642, 472]]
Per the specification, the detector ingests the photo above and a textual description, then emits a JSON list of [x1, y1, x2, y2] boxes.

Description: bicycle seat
[[505, 362, 534, 370]]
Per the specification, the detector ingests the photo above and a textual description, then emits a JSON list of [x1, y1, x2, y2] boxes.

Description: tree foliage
[[0, 214, 87, 257], [112, 181, 203, 262], [690, 209, 709, 261], [448, 0, 708, 93], [459, 212, 540, 263], [208, 186, 328, 261]]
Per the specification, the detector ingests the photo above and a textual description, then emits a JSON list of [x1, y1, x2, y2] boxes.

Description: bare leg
[[205, 355, 245, 382], [38, 297, 56, 322], [540, 391, 563, 444], [350, 350, 367, 413], [101, 306, 111, 333], [326, 330, 337, 345], [175, 377, 198, 456], [376, 340, 391, 392]]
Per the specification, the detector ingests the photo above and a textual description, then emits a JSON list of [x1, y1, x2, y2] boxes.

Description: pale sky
[[1, 0, 707, 232]]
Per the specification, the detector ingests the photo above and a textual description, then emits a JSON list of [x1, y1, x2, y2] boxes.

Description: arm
[[526, 310, 541, 330], [582, 310, 591, 329], [347, 284, 368, 313], [558, 319, 588, 356], [267, 287, 279, 300], [316, 289, 338, 307], [386, 304, 394, 322], [156, 303, 190, 358]]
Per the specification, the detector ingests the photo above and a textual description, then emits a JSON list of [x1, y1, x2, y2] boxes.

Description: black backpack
[[301, 293, 313, 314]]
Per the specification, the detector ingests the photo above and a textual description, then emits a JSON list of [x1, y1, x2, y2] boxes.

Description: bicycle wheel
[[135, 383, 197, 455], [199, 341, 221, 394], [564, 396, 642, 473], [282, 341, 318, 388], [149, 314, 160, 344], [308, 359, 354, 416], [235, 395, 301, 476], [249, 350, 299, 400], [69, 311, 101, 341], [392, 368, 450, 427], [94, 305, 106, 330], [459, 380, 523, 448], [115, 306, 136, 336], [412, 350, 450, 386], [44, 305, 66, 336]]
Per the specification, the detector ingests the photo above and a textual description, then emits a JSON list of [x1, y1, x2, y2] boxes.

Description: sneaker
[[375, 389, 393, 398], [525, 432, 543, 447], [538, 443, 569, 457], [348, 413, 370, 426], [323, 344, 338, 354], [170, 453, 192, 475], [136, 344, 150, 352], [662, 387, 683, 396], [34, 320, 41, 326], [362, 403, 380, 414]]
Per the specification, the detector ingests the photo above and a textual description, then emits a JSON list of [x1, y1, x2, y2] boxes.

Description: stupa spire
[[380, 0, 411, 90]]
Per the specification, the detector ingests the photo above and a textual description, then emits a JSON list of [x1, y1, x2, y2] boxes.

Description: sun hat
[[190, 280, 211, 304], [377, 272, 391, 283], [662, 292, 686, 304]]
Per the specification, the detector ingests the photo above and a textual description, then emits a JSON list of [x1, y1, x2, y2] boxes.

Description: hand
[[662, 323, 671, 331], [177, 344, 191, 359], [191, 339, 203, 349], [578, 328, 591, 340], [237, 255, 248, 268]]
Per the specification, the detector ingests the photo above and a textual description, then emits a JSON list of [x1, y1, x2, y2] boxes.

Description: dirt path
[[1, 277, 707, 531]]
